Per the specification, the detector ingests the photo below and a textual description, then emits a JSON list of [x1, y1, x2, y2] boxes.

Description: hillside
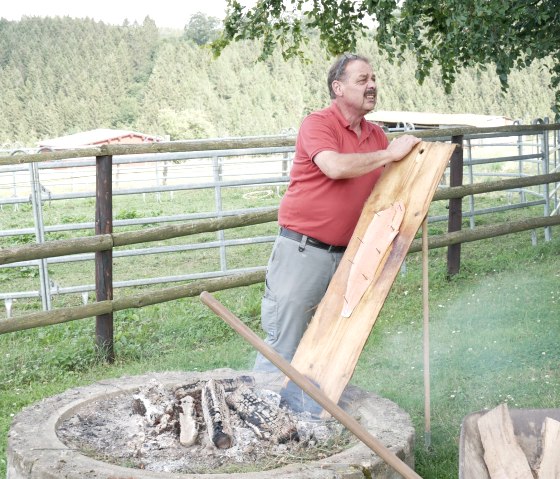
[[0, 16, 556, 148]]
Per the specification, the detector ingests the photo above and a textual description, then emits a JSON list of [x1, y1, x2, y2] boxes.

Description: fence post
[[29, 162, 52, 310], [447, 135, 464, 277], [95, 154, 114, 362], [212, 155, 227, 272], [542, 118, 551, 241], [465, 138, 475, 229]]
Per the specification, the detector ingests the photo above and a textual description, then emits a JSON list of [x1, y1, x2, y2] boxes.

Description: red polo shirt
[[279, 103, 389, 246]]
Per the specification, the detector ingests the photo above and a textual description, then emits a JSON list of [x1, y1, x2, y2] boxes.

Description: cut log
[[201, 379, 233, 449], [538, 417, 560, 478], [226, 384, 299, 443], [179, 395, 198, 447], [174, 376, 255, 400], [477, 403, 533, 479]]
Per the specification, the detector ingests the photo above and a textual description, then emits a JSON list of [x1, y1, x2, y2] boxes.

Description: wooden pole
[[199, 291, 423, 479], [0, 271, 266, 335], [95, 154, 114, 362], [422, 217, 431, 449]]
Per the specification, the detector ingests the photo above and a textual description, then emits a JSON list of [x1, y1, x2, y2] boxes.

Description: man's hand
[[314, 134, 421, 180], [386, 135, 421, 162]]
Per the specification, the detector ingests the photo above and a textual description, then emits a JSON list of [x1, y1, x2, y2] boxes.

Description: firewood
[[178, 395, 198, 447], [131, 397, 147, 416], [537, 417, 560, 478], [477, 403, 533, 479], [174, 376, 255, 400], [201, 379, 233, 449], [226, 384, 299, 443]]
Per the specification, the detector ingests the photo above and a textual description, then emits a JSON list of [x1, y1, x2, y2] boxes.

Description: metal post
[[465, 138, 475, 229], [155, 159, 161, 203], [212, 155, 227, 272], [542, 118, 551, 241], [11, 170, 19, 211], [95, 154, 114, 362], [4, 298, 13, 318], [516, 121, 526, 203], [29, 162, 51, 310], [447, 135, 464, 277], [280, 151, 290, 197], [554, 126, 560, 216]]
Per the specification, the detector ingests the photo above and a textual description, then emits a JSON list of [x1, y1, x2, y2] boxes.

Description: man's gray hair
[[327, 53, 370, 99]]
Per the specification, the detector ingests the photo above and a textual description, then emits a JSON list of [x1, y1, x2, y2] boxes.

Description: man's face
[[334, 60, 377, 115]]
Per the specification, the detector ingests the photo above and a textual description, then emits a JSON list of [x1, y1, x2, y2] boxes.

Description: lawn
[[1, 222, 559, 478]]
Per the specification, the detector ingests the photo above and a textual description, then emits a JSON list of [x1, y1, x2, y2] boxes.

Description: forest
[[0, 14, 556, 149]]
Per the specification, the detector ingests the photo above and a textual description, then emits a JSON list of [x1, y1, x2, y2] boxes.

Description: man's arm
[[314, 134, 421, 180]]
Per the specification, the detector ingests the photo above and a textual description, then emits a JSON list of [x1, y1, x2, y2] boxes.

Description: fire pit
[[7, 369, 415, 478]]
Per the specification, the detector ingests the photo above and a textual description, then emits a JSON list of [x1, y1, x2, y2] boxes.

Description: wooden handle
[[422, 216, 431, 449], [200, 291, 423, 479]]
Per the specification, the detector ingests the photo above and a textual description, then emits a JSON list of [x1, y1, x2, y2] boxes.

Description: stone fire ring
[[8, 369, 415, 479]]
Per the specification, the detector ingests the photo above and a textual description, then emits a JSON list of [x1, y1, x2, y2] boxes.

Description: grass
[[353, 231, 560, 477], [1, 225, 559, 477], [0, 186, 281, 316], [1, 173, 559, 477]]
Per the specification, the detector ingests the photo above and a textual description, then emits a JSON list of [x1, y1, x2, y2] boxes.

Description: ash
[[57, 377, 351, 474]]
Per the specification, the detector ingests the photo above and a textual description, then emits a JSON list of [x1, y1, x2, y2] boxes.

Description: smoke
[[356, 262, 559, 415]]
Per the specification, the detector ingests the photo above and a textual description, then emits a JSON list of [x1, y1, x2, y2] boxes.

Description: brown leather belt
[[280, 227, 346, 253]]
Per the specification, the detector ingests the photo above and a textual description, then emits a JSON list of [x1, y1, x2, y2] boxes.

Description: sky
[[1, 0, 232, 29]]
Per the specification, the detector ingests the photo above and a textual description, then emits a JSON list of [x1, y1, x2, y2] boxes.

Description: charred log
[[174, 376, 255, 400], [226, 384, 299, 443], [201, 379, 233, 449], [131, 397, 147, 416]]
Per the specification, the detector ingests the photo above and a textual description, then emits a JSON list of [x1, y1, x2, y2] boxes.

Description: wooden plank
[[538, 417, 560, 478], [477, 404, 533, 479], [284, 141, 455, 408]]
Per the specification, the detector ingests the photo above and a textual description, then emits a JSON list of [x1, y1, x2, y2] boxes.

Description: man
[[254, 53, 420, 372]]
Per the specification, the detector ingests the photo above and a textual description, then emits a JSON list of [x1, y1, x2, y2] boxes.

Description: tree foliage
[[0, 15, 556, 148], [212, 0, 560, 116], [183, 13, 222, 46]]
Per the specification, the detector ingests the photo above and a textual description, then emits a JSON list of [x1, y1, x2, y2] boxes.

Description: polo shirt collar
[[329, 102, 374, 140]]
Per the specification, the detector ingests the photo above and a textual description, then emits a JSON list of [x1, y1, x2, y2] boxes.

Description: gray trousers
[[253, 234, 345, 372]]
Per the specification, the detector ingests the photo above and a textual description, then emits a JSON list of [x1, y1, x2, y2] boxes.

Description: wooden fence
[[1, 124, 559, 361]]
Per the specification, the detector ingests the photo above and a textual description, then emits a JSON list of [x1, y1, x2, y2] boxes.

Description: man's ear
[[332, 80, 343, 97]]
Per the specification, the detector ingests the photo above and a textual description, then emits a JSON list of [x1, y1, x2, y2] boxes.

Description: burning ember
[[57, 375, 350, 474]]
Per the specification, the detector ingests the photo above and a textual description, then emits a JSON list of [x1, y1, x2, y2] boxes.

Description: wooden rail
[[1, 213, 558, 336], [1, 122, 558, 166], [2, 174, 558, 266], [0, 271, 265, 335], [0, 208, 279, 265]]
